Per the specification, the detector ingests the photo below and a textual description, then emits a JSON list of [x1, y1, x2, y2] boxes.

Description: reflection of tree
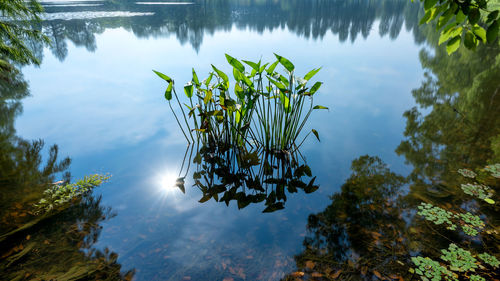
[[0, 70, 134, 280], [396, 39, 500, 193], [37, 0, 422, 60], [283, 156, 410, 280]]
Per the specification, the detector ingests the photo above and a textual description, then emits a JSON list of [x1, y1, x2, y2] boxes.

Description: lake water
[[2, 0, 499, 280]]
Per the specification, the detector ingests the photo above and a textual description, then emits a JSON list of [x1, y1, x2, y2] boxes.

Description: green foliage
[[0, 0, 50, 66], [154, 54, 327, 152], [470, 275, 486, 281], [417, 202, 456, 230], [34, 174, 111, 214], [411, 256, 455, 281], [418, 0, 500, 54], [440, 244, 477, 272], [478, 252, 500, 267], [457, 168, 476, 178], [484, 163, 500, 178], [460, 183, 495, 204]]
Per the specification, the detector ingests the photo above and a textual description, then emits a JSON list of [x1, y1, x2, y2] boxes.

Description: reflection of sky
[[18, 19, 422, 279]]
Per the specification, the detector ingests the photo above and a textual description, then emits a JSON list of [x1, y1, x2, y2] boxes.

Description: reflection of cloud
[[42, 11, 155, 21], [136, 2, 194, 5]]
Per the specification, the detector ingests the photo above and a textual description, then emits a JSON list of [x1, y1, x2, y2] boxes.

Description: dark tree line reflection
[[282, 28, 500, 281], [0, 68, 134, 280], [35, 0, 423, 60]]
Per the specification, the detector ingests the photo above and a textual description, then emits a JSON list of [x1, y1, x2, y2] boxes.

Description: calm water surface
[[2, 0, 499, 280]]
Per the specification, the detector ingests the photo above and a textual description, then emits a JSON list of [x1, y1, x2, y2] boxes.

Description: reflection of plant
[[34, 174, 110, 214], [154, 54, 327, 152], [178, 143, 318, 212]]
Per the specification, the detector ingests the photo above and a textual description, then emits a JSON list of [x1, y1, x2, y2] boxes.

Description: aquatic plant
[[411, 163, 499, 281], [460, 183, 495, 204], [457, 168, 476, 178], [470, 275, 486, 281], [411, 256, 455, 281], [484, 163, 500, 178], [34, 174, 111, 214], [154, 54, 327, 152], [478, 252, 499, 268], [440, 244, 477, 272]]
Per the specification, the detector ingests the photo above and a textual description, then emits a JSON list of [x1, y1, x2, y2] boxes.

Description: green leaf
[[184, 83, 193, 98], [211, 64, 229, 83], [234, 83, 244, 100], [468, 8, 480, 25], [464, 30, 477, 50], [424, 0, 438, 10], [472, 25, 486, 42], [446, 35, 461, 55], [241, 73, 254, 88], [312, 129, 320, 142], [420, 8, 433, 25], [242, 60, 260, 72], [304, 67, 322, 81], [153, 70, 172, 83], [309, 81, 323, 95], [266, 60, 279, 75], [487, 10, 499, 23], [205, 72, 213, 87], [192, 68, 199, 85], [487, 20, 499, 43], [274, 53, 295, 72], [437, 11, 453, 30], [259, 63, 269, 73], [232, 67, 241, 81], [204, 89, 212, 104], [279, 91, 290, 113], [313, 105, 329, 110], [439, 26, 462, 45], [484, 198, 495, 204], [455, 10, 466, 23], [165, 80, 173, 100], [225, 54, 245, 73]]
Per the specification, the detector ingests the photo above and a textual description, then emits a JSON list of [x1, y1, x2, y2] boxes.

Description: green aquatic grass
[[154, 54, 328, 152]]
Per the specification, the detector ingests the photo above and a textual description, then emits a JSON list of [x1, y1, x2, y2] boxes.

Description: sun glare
[[157, 171, 179, 195]]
